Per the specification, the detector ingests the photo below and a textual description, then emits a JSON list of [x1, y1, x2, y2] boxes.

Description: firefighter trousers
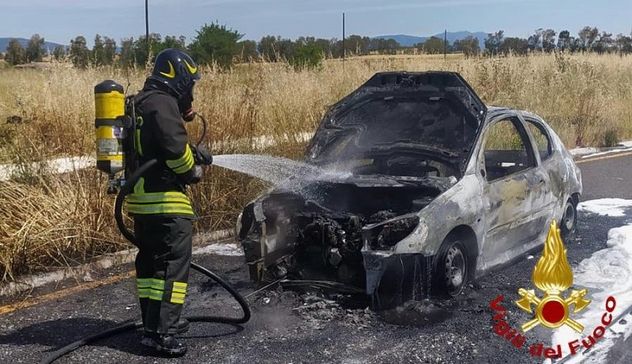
[[133, 215, 192, 334]]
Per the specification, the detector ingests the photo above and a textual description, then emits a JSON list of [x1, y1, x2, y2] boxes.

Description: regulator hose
[[41, 157, 251, 364]]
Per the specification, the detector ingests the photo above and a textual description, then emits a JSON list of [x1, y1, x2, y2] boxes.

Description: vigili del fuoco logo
[[488, 220, 618, 360], [515, 219, 590, 332]]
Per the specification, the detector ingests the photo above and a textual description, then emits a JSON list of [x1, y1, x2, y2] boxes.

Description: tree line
[[3, 24, 632, 70]]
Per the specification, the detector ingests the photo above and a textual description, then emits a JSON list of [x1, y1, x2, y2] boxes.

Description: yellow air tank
[[94, 80, 125, 176]]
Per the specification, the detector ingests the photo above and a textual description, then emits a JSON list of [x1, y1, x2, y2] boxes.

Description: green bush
[[603, 129, 619, 147], [289, 43, 324, 71]]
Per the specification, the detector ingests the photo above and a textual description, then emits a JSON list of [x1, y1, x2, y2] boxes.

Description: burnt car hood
[[307, 71, 487, 174]]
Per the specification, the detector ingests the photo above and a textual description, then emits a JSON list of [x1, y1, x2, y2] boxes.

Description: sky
[[1, 0, 631, 45]]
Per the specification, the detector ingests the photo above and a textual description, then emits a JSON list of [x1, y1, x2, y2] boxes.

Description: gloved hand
[[191, 144, 213, 165], [182, 108, 196, 122], [189, 165, 203, 184], [177, 164, 202, 185]]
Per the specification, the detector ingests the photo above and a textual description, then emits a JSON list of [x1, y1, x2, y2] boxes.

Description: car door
[[521, 115, 558, 237], [479, 115, 541, 263]]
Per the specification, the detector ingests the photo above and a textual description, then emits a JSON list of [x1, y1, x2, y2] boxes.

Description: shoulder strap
[[133, 89, 166, 113]]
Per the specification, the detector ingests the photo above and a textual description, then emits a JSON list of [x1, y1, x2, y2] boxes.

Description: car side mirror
[[480, 169, 486, 179]]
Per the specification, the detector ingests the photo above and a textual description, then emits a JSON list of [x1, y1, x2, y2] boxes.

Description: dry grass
[[1, 53, 632, 281]]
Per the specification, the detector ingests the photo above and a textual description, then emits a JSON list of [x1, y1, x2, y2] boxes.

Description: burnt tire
[[560, 198, 578, 239], [433, 239, 468, 297]]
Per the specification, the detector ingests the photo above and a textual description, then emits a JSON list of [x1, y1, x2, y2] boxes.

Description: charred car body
[[237, 72, 582, 309]]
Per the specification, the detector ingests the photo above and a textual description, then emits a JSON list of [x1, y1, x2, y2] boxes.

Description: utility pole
[[444, 29, 447, 60], [145, 0, 150, 59], [342, 12, 346, 66]]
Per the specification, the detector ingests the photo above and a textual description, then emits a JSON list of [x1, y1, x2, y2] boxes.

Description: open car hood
[[306, 72, 487, 172]]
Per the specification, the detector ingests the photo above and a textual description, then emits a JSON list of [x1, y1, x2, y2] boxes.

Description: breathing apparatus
[[94, 80, 129, 194]]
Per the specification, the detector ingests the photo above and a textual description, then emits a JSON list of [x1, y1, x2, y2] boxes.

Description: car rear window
[[525, 120, 552, 161]]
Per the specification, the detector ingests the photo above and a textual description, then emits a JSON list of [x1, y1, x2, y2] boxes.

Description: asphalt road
[[576, 152, 632, 201], [0, 154, 631, 364]]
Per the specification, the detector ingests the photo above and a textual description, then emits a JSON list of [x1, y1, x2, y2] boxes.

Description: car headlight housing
[[363, 214, 420, 250]]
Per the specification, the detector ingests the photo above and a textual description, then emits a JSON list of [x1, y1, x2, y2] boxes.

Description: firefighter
[[127, 48, 212, 357]]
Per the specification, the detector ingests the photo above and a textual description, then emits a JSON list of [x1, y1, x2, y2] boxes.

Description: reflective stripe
[[137, 278, 153, 299], [134, 116, 144, 157], [166, 145, 194, 174], [171, 282, 188, 304], [171, 293, 185, 304], [127, 192, 191, 205], [127, 177, 194, 216], [126, 202, 194, 216], [148, 278, 165, 302], [172, 282, 187, 293]]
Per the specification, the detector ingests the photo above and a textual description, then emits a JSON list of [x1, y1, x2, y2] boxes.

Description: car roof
[[485, 106, 545, 124]]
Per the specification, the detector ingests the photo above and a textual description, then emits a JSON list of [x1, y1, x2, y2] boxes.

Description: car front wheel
[[433, 239, 468, 297], [560, 198, 578, 239]]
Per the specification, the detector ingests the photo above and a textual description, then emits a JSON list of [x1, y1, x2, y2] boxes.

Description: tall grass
[[1, 53, 631, 282]]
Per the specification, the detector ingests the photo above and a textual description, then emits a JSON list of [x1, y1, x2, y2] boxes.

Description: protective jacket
[[126, 81, 198, 217]]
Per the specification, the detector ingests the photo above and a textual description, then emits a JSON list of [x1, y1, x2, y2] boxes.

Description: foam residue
[[550, 199, 632, 363], [577, 198, 632, 217]]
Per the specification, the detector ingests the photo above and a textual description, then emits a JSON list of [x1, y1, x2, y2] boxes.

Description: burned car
[[236, 72, 582, 309]]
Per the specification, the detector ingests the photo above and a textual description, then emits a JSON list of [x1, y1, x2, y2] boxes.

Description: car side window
[[525, 120, 552, 161], [482, 117, 536, 181]]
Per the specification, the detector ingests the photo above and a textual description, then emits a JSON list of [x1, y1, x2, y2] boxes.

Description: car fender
[[394, 174, 485, 256]]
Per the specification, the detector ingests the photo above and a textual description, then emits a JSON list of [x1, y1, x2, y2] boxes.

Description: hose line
[[41, 158, 251, 364]]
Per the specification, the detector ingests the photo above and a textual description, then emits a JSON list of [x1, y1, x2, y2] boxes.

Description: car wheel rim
[[444, 246, 465, 295], [563, 203, 576, 231]]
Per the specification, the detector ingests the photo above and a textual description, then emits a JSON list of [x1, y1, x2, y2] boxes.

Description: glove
[[191, 144, 213, 165], [182, 108, 196, 122]]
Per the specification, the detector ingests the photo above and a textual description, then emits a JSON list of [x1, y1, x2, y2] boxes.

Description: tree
[[258, 35, 280, 61], [557, 30, 572, 51], [159, 35, 186, 53], [419, 36, 446, 54], [616, 34, 632, 54], [119, 38, 135, 68], [344, 35, 370, 55], [578, 26, 599, 51], [69, 36, 90, 68], [367, 38, 399, 55], [189, 23, 242, 68], [26, 34, 46, 62], [133, 33, 162, 66], [453, 36, 480, 57], [92, 34, 105, 66], [236, 40, 258, 62], [527, 29, 543, 51], [5, 39, 26, 65], [541, 29, 557, 52], [484, 30, 504, 56], [103, 37, 117, 65], [52, 45, 66, 61], [499, 37, 528, 56], [593, 31, 614, 54]]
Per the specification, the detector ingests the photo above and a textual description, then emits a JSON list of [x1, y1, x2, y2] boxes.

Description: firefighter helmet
[[149, 48, 200, 98]]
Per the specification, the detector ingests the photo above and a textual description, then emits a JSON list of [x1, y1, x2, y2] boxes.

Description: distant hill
[[375, 31, 488, 47], [374, 34, 426, 47], [0, 38, 66, 52]]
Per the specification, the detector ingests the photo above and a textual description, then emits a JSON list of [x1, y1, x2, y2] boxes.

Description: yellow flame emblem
[[160, 61, 176, 79], [184, 60, 197, 75], [515, 220, 591, 333]]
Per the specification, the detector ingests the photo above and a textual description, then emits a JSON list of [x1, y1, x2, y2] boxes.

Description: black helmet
[[149, 48, 200, 98]]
